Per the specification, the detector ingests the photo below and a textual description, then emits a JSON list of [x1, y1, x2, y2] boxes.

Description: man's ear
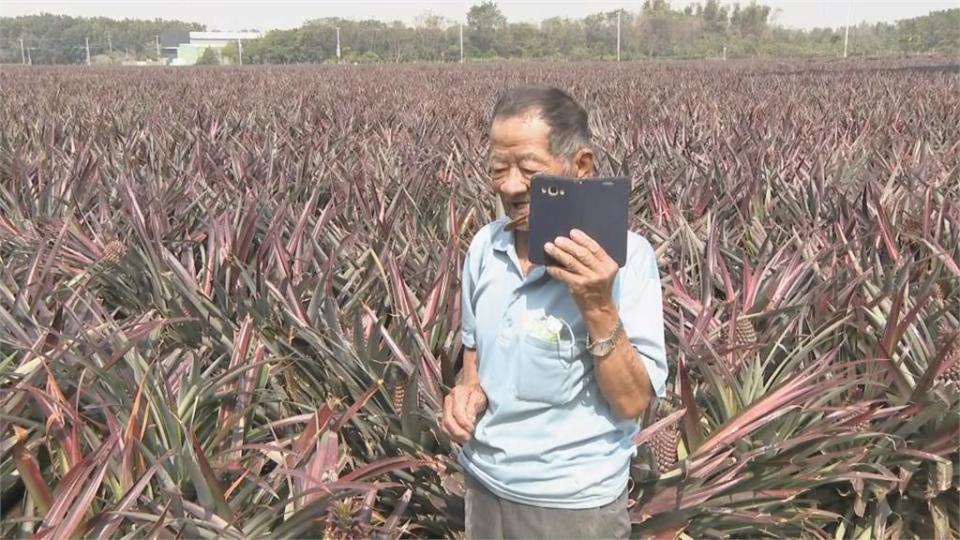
[[571, 147, 595, 178]]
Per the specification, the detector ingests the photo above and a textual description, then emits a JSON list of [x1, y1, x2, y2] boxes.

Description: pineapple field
[[1, 59, 958, 538]]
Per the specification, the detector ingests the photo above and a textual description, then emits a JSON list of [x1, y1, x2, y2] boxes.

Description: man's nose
[[499, 169, 529, 196]]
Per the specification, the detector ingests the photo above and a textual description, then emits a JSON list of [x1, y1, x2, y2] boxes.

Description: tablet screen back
[[529, 176, 629, 267]]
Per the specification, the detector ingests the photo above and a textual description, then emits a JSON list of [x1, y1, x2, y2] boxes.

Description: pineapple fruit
[[706, 314, 757, 372], [935, 321, 959, 386], [100, 239, 127, 267], [322, 498, 368, 540], [392, 374, 407, 412], [647, 401, 680, 474]]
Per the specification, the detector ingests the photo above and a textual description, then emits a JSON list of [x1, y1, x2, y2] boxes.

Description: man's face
[[488, 111, 571, 232]]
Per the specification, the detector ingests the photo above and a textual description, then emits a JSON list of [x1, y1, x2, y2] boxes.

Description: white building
[[160, 31, 262, 65]]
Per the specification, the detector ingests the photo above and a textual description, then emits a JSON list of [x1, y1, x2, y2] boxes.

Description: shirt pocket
[[511, 332, 587, 405]]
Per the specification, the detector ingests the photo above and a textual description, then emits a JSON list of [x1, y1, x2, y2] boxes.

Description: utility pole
[[155, 34, 161, 64], [459, 23, 464, 63], [843, 1, 851, 58], [723, 45, 727, 61], [617, 11, 620, 62], [20, 38, 26, 65], [107, 34, 113, 55], [238, 38, 243, 65], [27, 47, 32, 65], [335, 27, 341, 62], [85, 37, 91, 65]]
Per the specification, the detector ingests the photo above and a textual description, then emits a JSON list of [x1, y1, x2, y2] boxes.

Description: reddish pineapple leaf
[[677, 353, 703, 452], [11, 426, 53, 514], [302, 431, 339, 506], [339, 456, 431, 483], [330, 379, 382, 432]]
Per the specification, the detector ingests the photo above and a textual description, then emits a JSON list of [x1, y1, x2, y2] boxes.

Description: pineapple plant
[[70, 238, 128, 289], [322, 498, 369, 540], [2, 58, 958, 540]]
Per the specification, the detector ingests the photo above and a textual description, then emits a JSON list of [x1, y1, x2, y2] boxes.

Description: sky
[[3, 1, 956, 31]]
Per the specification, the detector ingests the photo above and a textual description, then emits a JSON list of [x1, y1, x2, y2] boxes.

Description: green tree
[[583, 12, 619, 59], [467, 1, 506, 56], [702, 0, 729, 34], [196, 46, 219, 65], [0, 14, 201, 64], [639, 1, 675, 56], [412, 12, 452, 61], [540, 17, 586, 59], [220, 41, 239, 64], [505, 23, 545, 59], [4, 5, 957, 64], [897, 9, 959, 52], [731, 1, 771, 38], [246, 28, 313, 63]]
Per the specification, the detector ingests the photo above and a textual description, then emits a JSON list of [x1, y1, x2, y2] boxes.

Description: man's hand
[[543, 228, 618, 315], [441, 383, 488, 445], [544, 228, 655, 418]]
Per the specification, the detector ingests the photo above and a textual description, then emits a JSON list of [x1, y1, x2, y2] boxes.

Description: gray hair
[[490, 86, 593, 159]]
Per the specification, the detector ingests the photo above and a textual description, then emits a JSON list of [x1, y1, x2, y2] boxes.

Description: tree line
[[2, 2, 957, 65], [0, 15, 201, 64]]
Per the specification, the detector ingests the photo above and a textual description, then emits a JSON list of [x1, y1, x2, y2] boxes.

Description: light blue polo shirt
[[458, 216, 668, 509]]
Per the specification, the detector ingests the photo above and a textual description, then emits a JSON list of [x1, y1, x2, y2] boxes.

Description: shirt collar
[[491, 217, 513, 253], [490, 217, 548, 283]]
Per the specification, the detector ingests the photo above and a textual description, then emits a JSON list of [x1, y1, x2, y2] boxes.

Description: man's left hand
[[543, 229, 618, 314]]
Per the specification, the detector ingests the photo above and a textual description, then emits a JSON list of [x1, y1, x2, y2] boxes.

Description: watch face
[[588, 321, 624, 357], [589, 341, 614, 357]]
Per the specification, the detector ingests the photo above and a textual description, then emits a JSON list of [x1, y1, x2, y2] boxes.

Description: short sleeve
[[460, 242, 478, 350], [617, 237, 668, 397]]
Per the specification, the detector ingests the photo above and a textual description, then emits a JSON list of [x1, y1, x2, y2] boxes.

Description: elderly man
[[441, 86, 668, 540]]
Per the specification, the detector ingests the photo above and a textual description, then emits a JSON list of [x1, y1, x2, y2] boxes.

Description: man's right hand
[[441, 383, 488, 445]]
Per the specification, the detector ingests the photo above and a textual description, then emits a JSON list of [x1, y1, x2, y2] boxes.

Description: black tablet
[[528, 175, 630, 267]]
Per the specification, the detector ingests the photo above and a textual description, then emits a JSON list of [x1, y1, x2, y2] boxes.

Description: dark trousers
[[464, 473, 631, 540]]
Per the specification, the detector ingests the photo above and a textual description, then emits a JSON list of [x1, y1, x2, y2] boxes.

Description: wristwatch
[[586, 318, 624, 358]]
